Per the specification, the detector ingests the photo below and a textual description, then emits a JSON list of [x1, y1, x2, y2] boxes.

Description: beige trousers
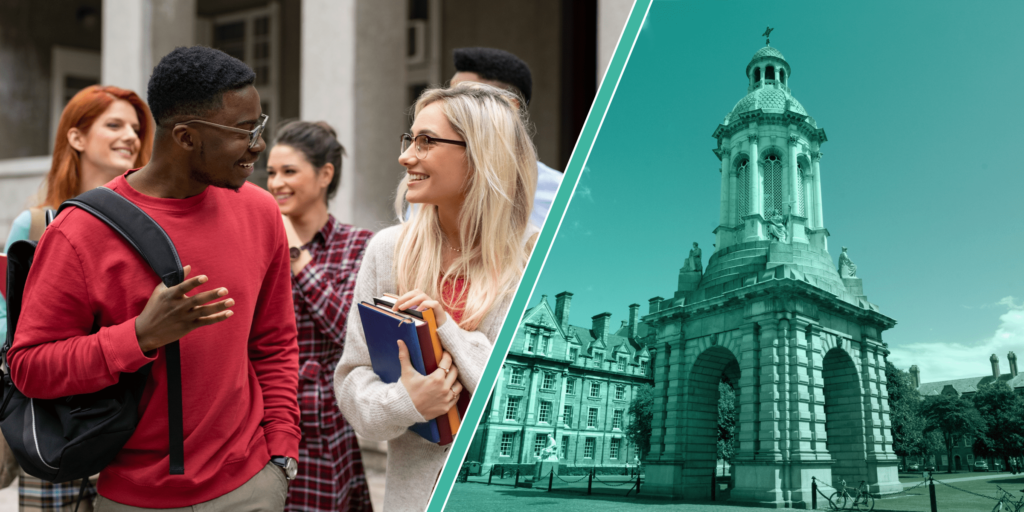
[[94, 463, 288, 512]]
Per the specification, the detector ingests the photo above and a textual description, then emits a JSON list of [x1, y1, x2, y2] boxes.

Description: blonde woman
[[334, 82, 538, 511]]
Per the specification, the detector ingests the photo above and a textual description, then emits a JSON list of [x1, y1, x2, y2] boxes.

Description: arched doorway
[[955, 456, 962, 471], [822, 348, 868, 486], [680, 346, 740, 499]]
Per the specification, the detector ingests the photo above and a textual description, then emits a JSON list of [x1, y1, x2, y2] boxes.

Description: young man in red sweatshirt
[[8, 46, 300, 510]]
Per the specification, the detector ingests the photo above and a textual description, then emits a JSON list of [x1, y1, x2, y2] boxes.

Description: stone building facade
[[911, 352, 1024, 471], [465, 292, 654, 472], [0, 0, 634, 239], [640, 43, 902, 506]]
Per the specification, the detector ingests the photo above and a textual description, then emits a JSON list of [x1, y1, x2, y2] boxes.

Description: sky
[[529, 0, 1024, 383]]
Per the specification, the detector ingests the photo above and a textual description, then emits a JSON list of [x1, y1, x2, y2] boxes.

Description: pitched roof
[[918, 373, 1024, 397]]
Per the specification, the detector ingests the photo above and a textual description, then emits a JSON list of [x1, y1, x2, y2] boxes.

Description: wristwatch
[[270, 455, 298, 481], [289, 247, 302, 261]]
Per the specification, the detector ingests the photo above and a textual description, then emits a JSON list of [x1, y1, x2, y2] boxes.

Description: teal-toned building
[[466, 292, 654, 472]]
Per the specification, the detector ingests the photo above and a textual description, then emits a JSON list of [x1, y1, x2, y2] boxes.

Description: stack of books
[[358, 294, 470, 445]]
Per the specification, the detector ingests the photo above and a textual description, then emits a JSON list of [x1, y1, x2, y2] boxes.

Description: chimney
[[555, 292, 573, 333], [909, 365, 920, 388], [991, 354, 1000, 378], [648, 296, 664, 315], [628, 303, 640, 338], [1009, 352, 1019, 377], [592, 312, 612, 341]]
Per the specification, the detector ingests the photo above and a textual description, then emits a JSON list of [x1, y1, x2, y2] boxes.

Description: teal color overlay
[[424, 2, 654, 509]]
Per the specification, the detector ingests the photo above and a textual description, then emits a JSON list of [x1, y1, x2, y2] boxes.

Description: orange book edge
[[421, 308, 462, 435]]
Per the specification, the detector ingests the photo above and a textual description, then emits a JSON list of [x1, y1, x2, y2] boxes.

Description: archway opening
[[684, 346, 740, 498], [779, 69, 785, 84], [822, 348, 868, 487], [766, 65, 775, 80], [754, 68, 761, 83]]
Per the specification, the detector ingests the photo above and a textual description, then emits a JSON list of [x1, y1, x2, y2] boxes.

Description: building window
[[615, 385, 625, 400], [560, 436, 569, 459], [587, 408, 598, 428], [610, 438, 621, 459], [737, 159, 750, 215], [763, 153, 784, 216], [510, 367, 524, 386], [566, 378, 575, 395], [534, 434, 547, 456], [500, 432, 514, 456], [953, 437, 959, 447], [617, 357, 627, 371], [569, 347, 579, 362], [525, 332, 534, 353], [613, 410, 623, 429], [584, 438, 595, 458], [542, 372, 555, 389], [590, 382, 600, 398], [539, 401, 552, 423], [505, 397, 521, 421], [538, 334, 547, 355], [640, 360, 648, 375], [563, 405, 573, 426]]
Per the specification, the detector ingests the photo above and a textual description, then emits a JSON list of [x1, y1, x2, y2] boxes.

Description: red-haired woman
[[0, 84, 153, 511]]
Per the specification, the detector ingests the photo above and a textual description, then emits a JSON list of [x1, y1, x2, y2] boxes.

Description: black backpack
[[0, 187, 186, 483]]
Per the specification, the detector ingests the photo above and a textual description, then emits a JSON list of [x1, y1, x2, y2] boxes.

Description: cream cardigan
[[334, 225, 535, 511]]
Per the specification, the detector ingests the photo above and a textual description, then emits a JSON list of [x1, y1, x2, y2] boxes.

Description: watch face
[[285, 457, 298, 480]]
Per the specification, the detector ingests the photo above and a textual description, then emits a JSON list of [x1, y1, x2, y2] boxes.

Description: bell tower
[[712, 45, 827, 251], [642, 38, 902, 508]]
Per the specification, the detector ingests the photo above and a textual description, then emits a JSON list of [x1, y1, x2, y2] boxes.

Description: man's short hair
[[453, 47, 532, 106], [147, 46, 256, 126]]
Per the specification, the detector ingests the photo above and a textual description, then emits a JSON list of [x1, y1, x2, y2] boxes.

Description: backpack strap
[[58, 187, 186, 476]]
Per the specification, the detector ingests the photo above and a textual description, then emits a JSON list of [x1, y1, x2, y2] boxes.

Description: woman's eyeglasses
[[400, 133, 466, 159], [176, 114, 269, 150]]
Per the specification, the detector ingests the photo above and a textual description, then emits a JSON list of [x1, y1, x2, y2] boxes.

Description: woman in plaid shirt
[[268, 121, 374, 511]]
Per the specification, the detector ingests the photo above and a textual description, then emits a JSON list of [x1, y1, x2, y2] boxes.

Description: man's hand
[[135, 265, 235, 353], [397, 339, 462, 420]]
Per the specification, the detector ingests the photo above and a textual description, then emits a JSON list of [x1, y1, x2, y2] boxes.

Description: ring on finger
[[439, 366, 450, 374]]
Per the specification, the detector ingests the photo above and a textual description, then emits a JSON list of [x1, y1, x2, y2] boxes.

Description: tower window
[[763, 154, 784, 215], [779, 69, 786, 84], [754, 68, 761, 82], [796, 161, 806, 216], [737, 159, 750, 217], [766, 65, 775, 80]]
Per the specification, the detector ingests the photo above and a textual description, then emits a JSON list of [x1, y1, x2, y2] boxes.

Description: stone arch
[[822, 347, 868, 486], [766, 65, 775, 80], [677, 345, 742, 497]]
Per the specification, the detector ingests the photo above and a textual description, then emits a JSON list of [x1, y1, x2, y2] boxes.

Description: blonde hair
[[393, 82, 537, 330]]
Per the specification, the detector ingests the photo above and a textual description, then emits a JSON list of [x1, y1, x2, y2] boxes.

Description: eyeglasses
[[176, 114, 269, 150], [400, 133, 466, 159]]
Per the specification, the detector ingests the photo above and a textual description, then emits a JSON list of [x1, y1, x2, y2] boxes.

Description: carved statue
[[766, 209, 788, 243], [683, 242, 703, 273], [537, 434, 559, 462], [838, 246, 858, 277]]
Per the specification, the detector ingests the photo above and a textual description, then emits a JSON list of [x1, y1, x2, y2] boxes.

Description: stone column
[[803, 158, 814, 227], [748, 135, 761, 216], [303, 0, 405, 229], [757, 318, 782, 461], [788, 135, 800, 214], [102, 0, 196, 99], [806, 326, 829, 461], [733, 323, 760, 462], [719, 146, 732, 226], [860, 342, 902, 494], [812, 151, 824, 228]]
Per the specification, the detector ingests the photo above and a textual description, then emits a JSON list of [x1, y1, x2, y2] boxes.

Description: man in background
[[451, 47, 563, 229]]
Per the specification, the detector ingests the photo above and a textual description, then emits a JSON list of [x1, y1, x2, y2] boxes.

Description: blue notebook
[[357, 302, 441, 443]]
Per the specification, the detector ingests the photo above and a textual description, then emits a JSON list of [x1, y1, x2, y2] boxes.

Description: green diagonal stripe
[[425, 2, 653, 510]]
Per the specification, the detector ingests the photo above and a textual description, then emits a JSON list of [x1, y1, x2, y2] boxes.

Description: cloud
[[576, 186, 593, 202], [888, 296, 1024, 382]]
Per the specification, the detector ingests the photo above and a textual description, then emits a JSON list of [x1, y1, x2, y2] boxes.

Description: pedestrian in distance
[[267, 121, 374, 511], [0, 84, 154, 512]]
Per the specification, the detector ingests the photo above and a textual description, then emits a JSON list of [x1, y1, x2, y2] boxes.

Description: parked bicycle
[[992, 486, 1024, 512], [828, 479, 874, 511]]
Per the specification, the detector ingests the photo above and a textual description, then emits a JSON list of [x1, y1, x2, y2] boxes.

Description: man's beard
[[192, 143, 243, 192]]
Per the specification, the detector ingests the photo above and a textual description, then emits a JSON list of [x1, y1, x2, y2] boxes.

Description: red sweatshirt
[[8, 172, 300, 507]]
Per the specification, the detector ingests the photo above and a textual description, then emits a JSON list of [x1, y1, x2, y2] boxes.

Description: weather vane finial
[[762, 26, 774, 46]]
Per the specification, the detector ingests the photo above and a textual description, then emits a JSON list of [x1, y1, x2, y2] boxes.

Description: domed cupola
[[746, 46, 791, 93]]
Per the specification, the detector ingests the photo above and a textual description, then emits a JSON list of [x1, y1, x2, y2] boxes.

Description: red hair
[[41, 85, 154, 208]]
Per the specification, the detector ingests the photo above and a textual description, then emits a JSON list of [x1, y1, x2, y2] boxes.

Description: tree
[[921, 393, 986, 472], [885, 362, 929, 467], [970, 381, 1024, 468], [626, 384, 655, 459], [717, 381, 738, 461]]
